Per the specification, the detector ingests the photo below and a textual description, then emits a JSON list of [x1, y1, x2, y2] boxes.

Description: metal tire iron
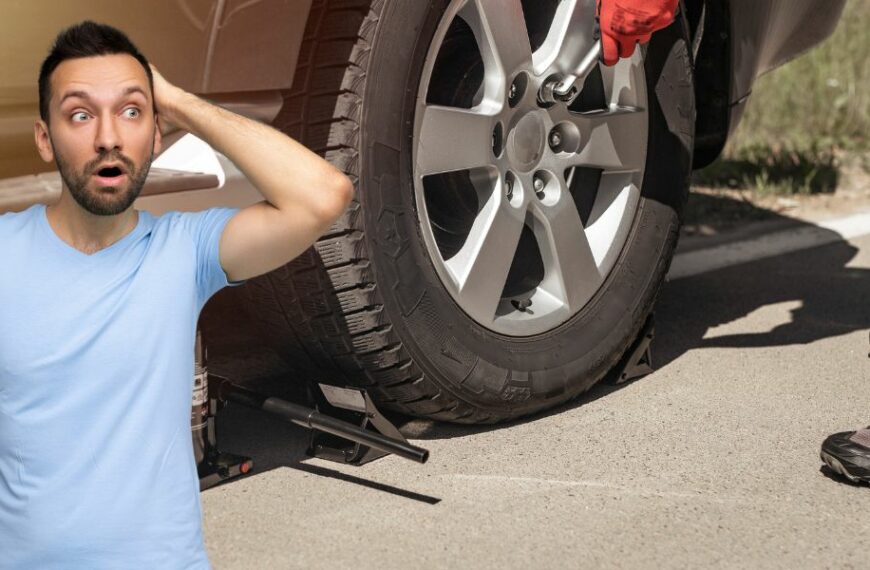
[[191, 329, 429, 491], [538, 16, 603, 106]]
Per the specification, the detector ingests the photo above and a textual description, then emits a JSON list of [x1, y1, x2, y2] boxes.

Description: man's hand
[[597, 0, 679, 65], [145, 65, 354, 283], [148, 64, 186, 137]]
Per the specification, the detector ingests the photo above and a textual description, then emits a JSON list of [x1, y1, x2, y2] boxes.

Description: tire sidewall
[[360, 0, 694, 412]]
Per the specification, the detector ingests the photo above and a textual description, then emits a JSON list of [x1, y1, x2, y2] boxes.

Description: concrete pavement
[[199, 219, 870, 569]]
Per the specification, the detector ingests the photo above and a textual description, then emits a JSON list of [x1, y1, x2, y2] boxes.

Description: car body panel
[[729, 0, 846, 105], [204, 0, 312, 93], [718, 0, 847, 145]]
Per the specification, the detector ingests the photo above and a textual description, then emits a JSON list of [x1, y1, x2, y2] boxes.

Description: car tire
[[239, 0, 695, 424]]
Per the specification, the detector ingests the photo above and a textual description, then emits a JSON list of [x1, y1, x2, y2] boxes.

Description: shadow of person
[[654, 218, 870, 367]]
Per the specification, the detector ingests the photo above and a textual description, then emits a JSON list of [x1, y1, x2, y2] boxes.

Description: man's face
[[34, 53, 161, 216]]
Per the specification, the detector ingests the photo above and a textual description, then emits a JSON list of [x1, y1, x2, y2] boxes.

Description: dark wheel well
[[684, 0, 732, 169]]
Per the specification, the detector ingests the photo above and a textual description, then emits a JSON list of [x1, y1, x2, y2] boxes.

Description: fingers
[[148, 63, 171, 90], [155, 112, 173, 137], [601, 32, 620, 66], [602, 33, 645, 65], [146, 65, 182, 133], [617, 36, 636, 60], [597, 0, 678, 65]]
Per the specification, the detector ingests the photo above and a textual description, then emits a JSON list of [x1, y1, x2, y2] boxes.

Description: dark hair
[[38, 20, 153, 123]]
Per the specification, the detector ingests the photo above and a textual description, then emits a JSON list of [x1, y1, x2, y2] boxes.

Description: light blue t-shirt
[[0, 203, 246, 569]]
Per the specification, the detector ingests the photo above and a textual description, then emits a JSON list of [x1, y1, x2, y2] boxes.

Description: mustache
[[85, 152, 136, 175]]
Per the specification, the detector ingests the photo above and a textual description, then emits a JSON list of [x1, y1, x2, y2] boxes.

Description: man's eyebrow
[[58, 90, 90, 105], [58, 86, 149, 106]]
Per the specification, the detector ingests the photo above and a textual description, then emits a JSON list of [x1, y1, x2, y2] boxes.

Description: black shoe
[[820, 426, 870, 485]]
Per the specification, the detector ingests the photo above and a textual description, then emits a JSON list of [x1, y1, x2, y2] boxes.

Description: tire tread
[[245, 0, 488, 421]]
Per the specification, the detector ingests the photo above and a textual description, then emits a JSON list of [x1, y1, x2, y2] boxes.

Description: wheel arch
[[684, 0, 733, 169]]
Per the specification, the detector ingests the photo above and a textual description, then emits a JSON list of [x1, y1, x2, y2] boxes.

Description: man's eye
[[123, 108, 140, 118], [71, 112, 89, 122]]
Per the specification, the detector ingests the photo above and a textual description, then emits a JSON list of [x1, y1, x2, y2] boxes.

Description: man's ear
[[34, 119, 55, 163], [153, 114, 163, 155]]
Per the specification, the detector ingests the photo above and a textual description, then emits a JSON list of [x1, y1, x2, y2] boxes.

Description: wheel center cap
[[507, 112, 545, 172]]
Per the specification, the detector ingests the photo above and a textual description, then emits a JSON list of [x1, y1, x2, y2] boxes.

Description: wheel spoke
[[417, 104, 496, 176], [531, 0, 597, 77], [584, 171, 634, 228], [600, 56, 645, 107], [459, 0, 534, 86], [563, 107, 647, 172], [529, 186, 602, 312], [445, 186, 526, 323], [584, 171, 638, 267]]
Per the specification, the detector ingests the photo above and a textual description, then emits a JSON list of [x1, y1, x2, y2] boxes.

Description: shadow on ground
[[653, 232, 870, 364]]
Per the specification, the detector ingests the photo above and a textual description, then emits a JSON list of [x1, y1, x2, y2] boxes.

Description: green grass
[[693, 144, 839, 195], [696, 1, 868, 193]]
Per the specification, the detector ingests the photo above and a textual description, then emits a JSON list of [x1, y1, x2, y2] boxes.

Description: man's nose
[[94, 114, 122, 153]]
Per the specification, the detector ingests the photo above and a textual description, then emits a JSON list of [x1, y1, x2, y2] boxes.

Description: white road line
[[668, 210, 870, 280], [448, 474, 738, 503]]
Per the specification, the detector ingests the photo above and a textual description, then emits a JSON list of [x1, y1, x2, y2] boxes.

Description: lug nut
[[549, 131, 562, 149], [508, 73, 529, 108], [534, 175, 547, 200], [505, 177, 514, 199]]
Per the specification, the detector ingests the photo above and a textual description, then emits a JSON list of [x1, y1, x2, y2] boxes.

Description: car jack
[[191, 330, 429, 491]]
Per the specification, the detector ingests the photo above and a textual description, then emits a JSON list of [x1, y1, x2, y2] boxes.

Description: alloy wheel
[[412, 0, 648, 336]]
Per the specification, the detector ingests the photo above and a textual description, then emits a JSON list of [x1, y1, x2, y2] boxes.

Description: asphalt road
[[198, 221, 870, 570]]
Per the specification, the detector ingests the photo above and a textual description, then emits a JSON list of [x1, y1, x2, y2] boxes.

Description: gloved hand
[[597, 0, 680, 65]]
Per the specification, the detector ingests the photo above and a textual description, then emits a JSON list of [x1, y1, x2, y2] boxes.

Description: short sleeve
[[185, 207, 247, 310]]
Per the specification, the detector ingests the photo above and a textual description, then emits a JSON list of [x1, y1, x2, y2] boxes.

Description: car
[[0, 0, 846, 423]]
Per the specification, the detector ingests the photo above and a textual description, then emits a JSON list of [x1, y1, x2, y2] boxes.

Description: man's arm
[[149, 65, 355, 283]]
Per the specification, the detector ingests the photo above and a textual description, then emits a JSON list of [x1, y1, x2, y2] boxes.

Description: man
[[0, 21, 352, 568]]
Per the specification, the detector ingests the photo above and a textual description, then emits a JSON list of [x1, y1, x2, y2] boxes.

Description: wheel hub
[[507, 111, 546, 172]]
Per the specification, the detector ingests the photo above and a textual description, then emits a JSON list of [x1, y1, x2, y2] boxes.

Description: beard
[[52, 138, 154, 217]]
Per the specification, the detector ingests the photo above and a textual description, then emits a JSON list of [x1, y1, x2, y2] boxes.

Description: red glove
[[597, 0, 679, 65]]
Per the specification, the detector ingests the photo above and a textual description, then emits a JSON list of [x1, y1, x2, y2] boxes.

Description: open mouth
[[97, 166, 124, 177], [93, 164, 128, 185]]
